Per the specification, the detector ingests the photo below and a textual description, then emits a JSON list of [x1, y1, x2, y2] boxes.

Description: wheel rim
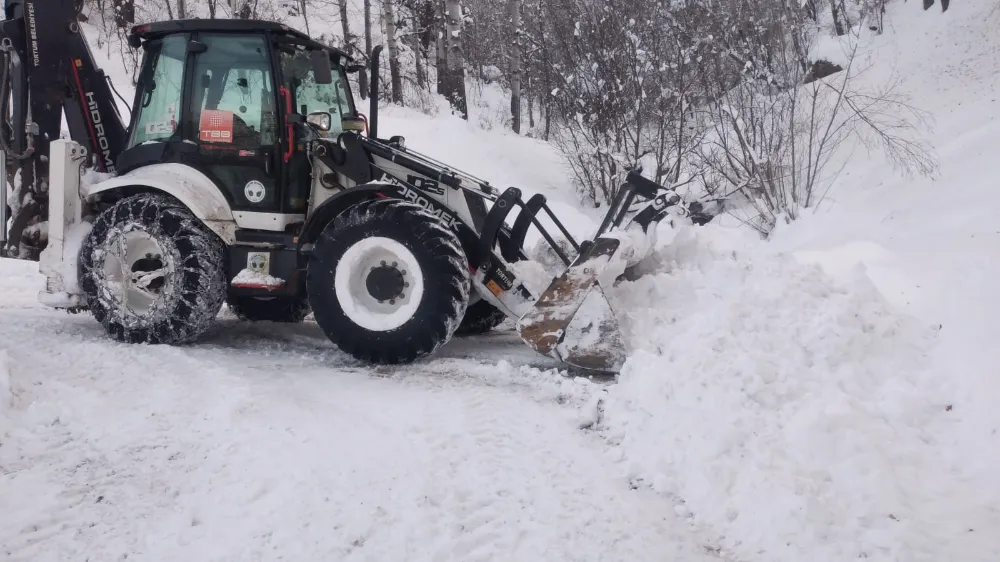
[[334, 236, 424, 332], [100, 226, 174, 316]]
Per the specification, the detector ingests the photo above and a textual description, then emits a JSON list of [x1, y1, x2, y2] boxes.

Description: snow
[[4, 0, 1000, 560], [230, 267, 285, 289], [506, 258, 553, 296], [61, 221, 93, 296], [0, 258, 718, 562], [589, 2, 1000, 561], [0, 351, 11, 426], [599, 226, 955, 561]]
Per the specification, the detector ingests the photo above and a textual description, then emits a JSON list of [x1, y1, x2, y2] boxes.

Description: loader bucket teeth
[[516, 237, 627, 372]]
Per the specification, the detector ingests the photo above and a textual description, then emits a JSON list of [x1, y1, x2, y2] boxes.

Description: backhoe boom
[[1, 0, 128, 258]]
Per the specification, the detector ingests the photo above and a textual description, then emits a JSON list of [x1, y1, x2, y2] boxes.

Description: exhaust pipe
[[368, 45, 382, 140]]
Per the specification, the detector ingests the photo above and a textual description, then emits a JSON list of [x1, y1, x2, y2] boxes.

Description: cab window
[[185, 33, 277, 148], [128, 34, 187, 147], [279, 48, 354, 137]]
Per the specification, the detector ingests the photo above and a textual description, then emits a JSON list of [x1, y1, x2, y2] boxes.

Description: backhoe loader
[[0, 0, 712, 372]]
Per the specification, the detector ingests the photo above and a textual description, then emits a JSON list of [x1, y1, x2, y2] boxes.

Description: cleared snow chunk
[[231, 268, 285, 289]]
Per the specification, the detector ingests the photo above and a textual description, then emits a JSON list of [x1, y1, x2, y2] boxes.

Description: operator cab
[[119, 19, 360, 229]]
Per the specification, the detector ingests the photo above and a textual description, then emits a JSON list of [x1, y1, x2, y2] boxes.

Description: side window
[[128, 34, 187, 147], [186, 34, 276, 148], [279, 50, 353, 137]]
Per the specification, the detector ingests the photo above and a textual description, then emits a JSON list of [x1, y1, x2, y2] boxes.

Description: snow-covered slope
[[591, 1, 1000, 561]]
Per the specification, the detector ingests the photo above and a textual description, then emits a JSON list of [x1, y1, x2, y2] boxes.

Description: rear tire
[[227, 295, 310, 323], [78, 193, 227, 344], [455, 297, 508, 336], [306, 198, 470, 364]]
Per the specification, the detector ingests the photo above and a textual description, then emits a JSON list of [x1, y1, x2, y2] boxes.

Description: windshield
[[127, 34, 188, 147]]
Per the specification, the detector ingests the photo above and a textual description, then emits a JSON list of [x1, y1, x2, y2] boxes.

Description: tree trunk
[[359, 0, 372, 96], [383, 0, 403, 104], [830, 0, 847, 35], [176, 0, 186, 18], [444, 0, 468, 119], [508, 0, 521, 133], [112, 0, 134, 30], [527, 75, 535, 129], [300, 0, 310, 35], [435, 0, 447, 95], [409, 21, 427, 89], [339, 0, 352, 55]]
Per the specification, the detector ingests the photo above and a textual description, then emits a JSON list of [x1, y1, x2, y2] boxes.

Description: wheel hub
[[334, 237, 424, 332], [132, 254, 166, 291], [365, 262, 406, 302], [101, 228, 174, 315]]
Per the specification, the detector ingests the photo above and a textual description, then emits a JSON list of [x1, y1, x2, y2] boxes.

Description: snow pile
[[230, 268, 285, 289], [595, 225, 978, 561]]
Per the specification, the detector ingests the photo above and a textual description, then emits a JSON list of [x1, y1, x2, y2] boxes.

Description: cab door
[[183, 33, 288, 222], [274, 43, 357, 213]]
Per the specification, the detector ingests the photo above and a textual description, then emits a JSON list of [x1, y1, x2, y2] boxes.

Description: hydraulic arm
[[0, 0, 128, 258]]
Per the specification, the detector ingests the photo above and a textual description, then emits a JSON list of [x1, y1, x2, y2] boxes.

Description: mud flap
[[516, 237, 627, 372]]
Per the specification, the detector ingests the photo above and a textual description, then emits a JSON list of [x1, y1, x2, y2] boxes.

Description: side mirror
[[310, 50, 333, 85], [342, 115, 367, 133], [388, 135, 406, 151], [306, 111, 332, 132]]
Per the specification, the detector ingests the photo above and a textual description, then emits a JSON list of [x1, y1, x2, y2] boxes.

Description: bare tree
[[359, 0, 372, 95], [692, 0, 937, 234], [384, 0, 404, 103], [338, 0, 351, 54], [508, 0, 521, 133], [443, 0, 468, 118]]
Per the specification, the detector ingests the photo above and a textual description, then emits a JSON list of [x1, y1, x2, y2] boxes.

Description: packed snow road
[[0, 258, 718, 562]]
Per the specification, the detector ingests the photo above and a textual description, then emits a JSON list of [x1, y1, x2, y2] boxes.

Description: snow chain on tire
[[306, 198, 471, 364], [78, 193, 228, 344]]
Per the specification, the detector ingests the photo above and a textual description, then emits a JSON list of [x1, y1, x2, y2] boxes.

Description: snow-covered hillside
[[591, 1, 1000, 561], [4, 0, 1000, 561]]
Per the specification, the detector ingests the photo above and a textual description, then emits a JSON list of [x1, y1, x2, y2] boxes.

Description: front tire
[[306, 198, 470, 364], [78, 193, 227, 344]]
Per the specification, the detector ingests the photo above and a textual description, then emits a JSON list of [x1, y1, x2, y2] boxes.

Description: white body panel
[[37, 140, 91, 308], [84, 163, 238, 243], [371, 155, 477, 228], [233, 211, 305, 231], [306, 156, 359, 217]]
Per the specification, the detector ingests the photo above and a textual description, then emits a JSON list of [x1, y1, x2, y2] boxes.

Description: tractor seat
[[230, 113, 261, 147]]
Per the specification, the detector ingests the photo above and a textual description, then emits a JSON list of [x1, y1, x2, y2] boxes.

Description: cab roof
[[128, 19, 351, 60]]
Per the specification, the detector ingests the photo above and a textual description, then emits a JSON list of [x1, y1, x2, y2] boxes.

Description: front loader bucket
[[516, 237, 628, 372]]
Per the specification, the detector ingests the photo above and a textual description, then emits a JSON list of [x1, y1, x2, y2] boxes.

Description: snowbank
[[594, 224, 984, 561]]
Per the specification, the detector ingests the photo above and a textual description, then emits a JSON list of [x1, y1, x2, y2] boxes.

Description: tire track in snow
[[406, 378, 725, 562], [0, 327, 254, 561], [421, 387, 521, 562], [0, 258, 720, 561]]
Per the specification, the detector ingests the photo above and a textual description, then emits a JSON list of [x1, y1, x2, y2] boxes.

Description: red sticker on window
[[199, 110, 233, 143]]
